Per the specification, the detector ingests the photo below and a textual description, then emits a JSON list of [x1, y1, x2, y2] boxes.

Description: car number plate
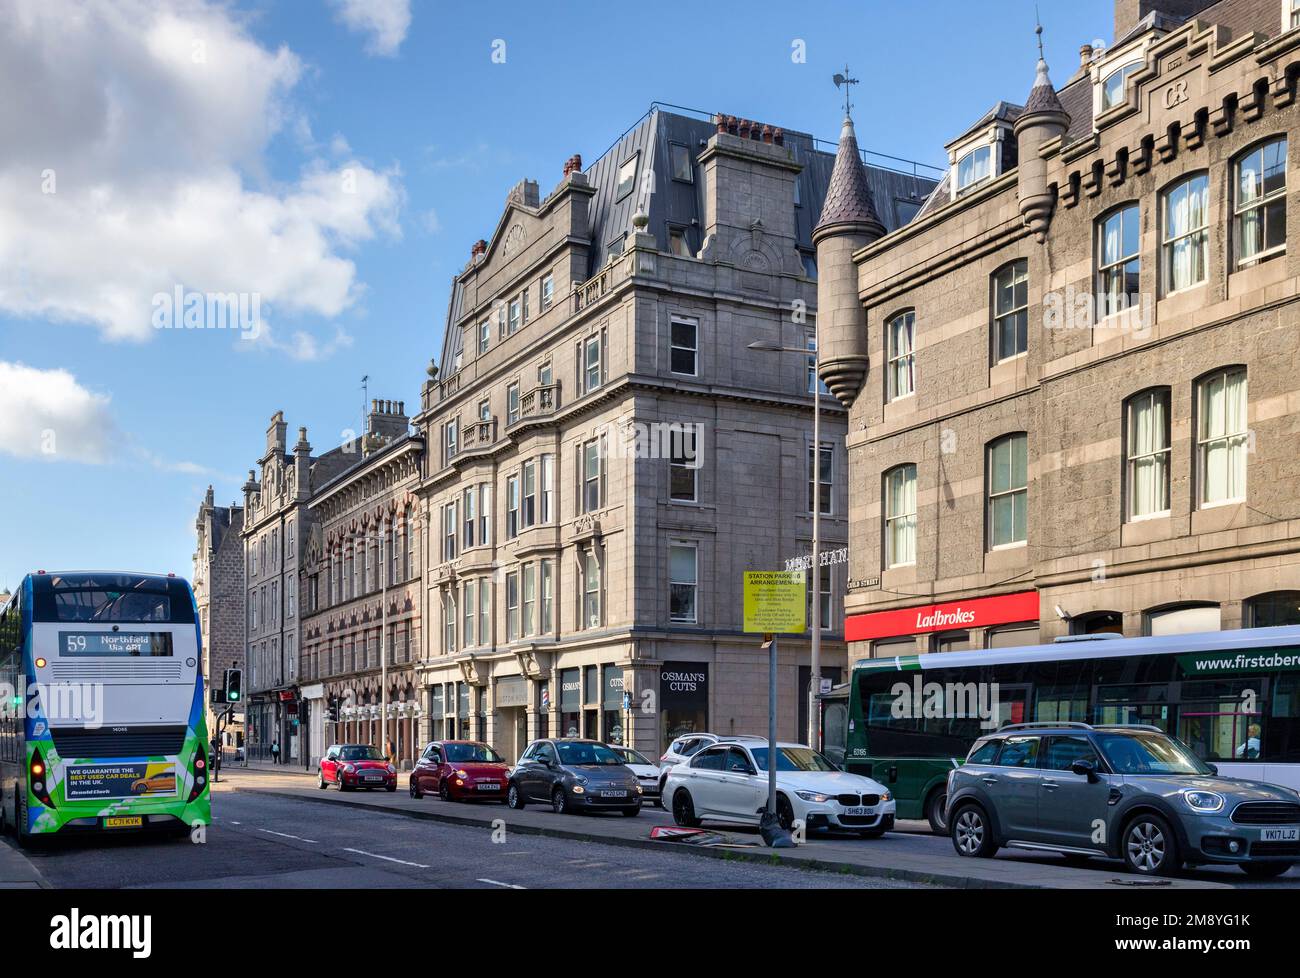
[[1261, 827, 1299, 842], [599, 790, 625, 798], [365, 774, 383, 782], [476, 782, 500, 790], [105, 816, 143, 829], [845, 806, 873, 817]]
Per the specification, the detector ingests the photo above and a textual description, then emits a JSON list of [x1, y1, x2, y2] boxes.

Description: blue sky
[[0, 0, 1112, 590]]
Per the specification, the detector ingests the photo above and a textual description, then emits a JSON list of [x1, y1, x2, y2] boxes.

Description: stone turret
[[1014, 39, 1070, 243], [812, 115, 885, 409]]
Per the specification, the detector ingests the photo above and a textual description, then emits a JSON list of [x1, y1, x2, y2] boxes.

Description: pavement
[[0, 837, 48, 889], [219, 766, 1290, 890]]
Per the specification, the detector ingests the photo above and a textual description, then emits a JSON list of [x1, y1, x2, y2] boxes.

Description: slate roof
[[814, 116, 885, 235]]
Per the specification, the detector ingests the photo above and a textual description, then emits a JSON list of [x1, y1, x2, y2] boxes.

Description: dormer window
[[956, 145, 992, 194], [1100, 61, 1141, 111]]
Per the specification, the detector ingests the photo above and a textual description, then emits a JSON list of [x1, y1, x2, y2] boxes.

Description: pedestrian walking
[[271, 739, 281, 764]]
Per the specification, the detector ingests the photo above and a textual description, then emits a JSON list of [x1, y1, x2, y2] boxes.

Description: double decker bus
[[826, 626, 1300, 834], [0, 571, 211, 843]]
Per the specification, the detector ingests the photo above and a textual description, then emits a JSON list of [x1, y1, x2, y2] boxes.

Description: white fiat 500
[[663, 740, 895, 837]]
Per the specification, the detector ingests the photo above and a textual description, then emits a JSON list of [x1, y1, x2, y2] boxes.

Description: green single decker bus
[[0, 571, 212, 844], [828, 626, 1300, 834]]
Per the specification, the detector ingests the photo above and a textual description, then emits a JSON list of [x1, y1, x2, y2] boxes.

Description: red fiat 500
[[319, 744, 397, 792], [409, 741, 510, 802]]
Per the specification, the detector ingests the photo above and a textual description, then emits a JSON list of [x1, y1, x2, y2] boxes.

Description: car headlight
[[343, 763, 355, 774], [1182, 789, 1225, 813], [635, 784, 643, 794], [455, 769, 468, 779], [571, 784, 585, 794], [881, 791, 892, 803], [795, 790, 832, 803], [387, 764, 396, 774]]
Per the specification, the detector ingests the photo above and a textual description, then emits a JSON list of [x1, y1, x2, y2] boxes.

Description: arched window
[[1101, 60, 1142, 110], [1146, 603, 1221, 636], [883, 464, 917, 567], [956, 145, 992, 193], [1234, 136, 1287, 269], [1246, 591, 1300, 627], [886, 311, 915, 401], [987, 433, 1028, 549], [1097, 203, 1140, 317], [991, 260, 1028, 362], [1196, 367, 1248, 507], [1125, 388, 1171, 520], [1162, 172, 1209, 293]]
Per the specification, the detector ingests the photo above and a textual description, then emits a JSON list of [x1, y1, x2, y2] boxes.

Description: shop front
[[495, 674, 530, 761], [846, 590, 1040, 656], [658, 662, 708, 751], [602, 665, 625, 745], [558, 668, 582, 738]]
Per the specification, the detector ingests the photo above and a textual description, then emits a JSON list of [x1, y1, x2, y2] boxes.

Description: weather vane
[[1036, 7, 1045, 59], [832, 64, 859, 118]]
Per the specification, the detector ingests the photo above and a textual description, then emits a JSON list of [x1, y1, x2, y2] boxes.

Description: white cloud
[[0, 359, 236, 478], [0, 0, 403, 349], [0, 362, 117, 464], [329, 0, 411, 57]]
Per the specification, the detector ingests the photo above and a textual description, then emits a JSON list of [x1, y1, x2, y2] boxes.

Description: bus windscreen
[[31, 574, 194, 624]]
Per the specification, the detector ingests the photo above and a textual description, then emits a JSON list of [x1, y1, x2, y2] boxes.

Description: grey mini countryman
[[946, 722, 1300, 877]]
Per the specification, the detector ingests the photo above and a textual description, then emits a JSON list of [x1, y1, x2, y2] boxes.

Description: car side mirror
[[1070, 759, 1100, 783], [1207, 763, 1218, 775]]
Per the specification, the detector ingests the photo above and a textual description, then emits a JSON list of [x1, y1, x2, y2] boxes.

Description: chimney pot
[[1080, 43, 1094, 67]]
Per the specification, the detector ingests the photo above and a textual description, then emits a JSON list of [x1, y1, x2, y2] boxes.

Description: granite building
[[414, 106, 937, 759], [822, 0, 1300, 660], [298, 400, 425, 767], [192, 487, 244, 744]]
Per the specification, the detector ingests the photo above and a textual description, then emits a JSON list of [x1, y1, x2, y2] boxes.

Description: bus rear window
[[32, 574, 194, 624]]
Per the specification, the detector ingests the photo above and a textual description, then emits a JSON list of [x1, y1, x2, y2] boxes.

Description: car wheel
[[951, 803, 997, 859], [551, 787, 570, 815], [1240, 860, 1294, 878], [672, 789, 700, 828], [338, 778, 352, 792], [507, 783, 525, 810], [775, 795, 795, 832], [1122, 813, 1180, 877], [386, 784, 397, 793], [410, 778, 423, 800], [318, 770, 328, 790], [925, 789, 949, 835], [439, 779, 451, 802], [622, 806, 641, 817]]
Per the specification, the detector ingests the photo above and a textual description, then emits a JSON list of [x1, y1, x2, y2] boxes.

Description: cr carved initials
[[1164, 79, 1189, 109]]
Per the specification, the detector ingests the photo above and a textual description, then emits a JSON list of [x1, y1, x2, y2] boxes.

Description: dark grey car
[[946, 722, 1300, 877], [506, 738, 643, 816]]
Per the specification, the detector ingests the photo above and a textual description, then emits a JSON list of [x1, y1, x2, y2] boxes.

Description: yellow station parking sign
[[743, 571, 806, 634]]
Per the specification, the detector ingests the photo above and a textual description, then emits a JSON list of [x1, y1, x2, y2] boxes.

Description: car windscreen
[[1095, 732, 1212, 775], [444, 743, 503, 763], [555, 742, 622, 765], [750, 747, 837, 773], [340, 746, 384, 761], [616, 748, 651, 765]]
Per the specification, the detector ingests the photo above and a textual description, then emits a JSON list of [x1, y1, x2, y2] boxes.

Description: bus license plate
[[105, 816, 143, 829], [845, 806, 873, 817], [1261, 827, 1299, 842]]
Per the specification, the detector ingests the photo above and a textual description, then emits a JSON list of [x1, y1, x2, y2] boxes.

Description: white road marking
[[477, 878, 526, 889], [258, 828, 318, 844], [343, 847, 430, 868]]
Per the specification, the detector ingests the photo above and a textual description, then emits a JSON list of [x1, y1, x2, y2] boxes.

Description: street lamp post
[[748, 336, 822, 751], [380, 529, 388, 758]]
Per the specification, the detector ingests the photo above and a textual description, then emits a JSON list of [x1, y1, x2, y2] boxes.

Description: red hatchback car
[[410, 741, 510, 802], [319, 744, 397, 792]]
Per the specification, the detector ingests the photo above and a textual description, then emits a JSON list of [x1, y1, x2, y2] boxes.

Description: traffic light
[[224, 668, 243, 703], [326, 696, 339, 724]]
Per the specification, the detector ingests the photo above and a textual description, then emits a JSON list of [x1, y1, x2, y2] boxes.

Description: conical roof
[[1023, 56, 1066, 117], [814, 116, 885, 238]]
